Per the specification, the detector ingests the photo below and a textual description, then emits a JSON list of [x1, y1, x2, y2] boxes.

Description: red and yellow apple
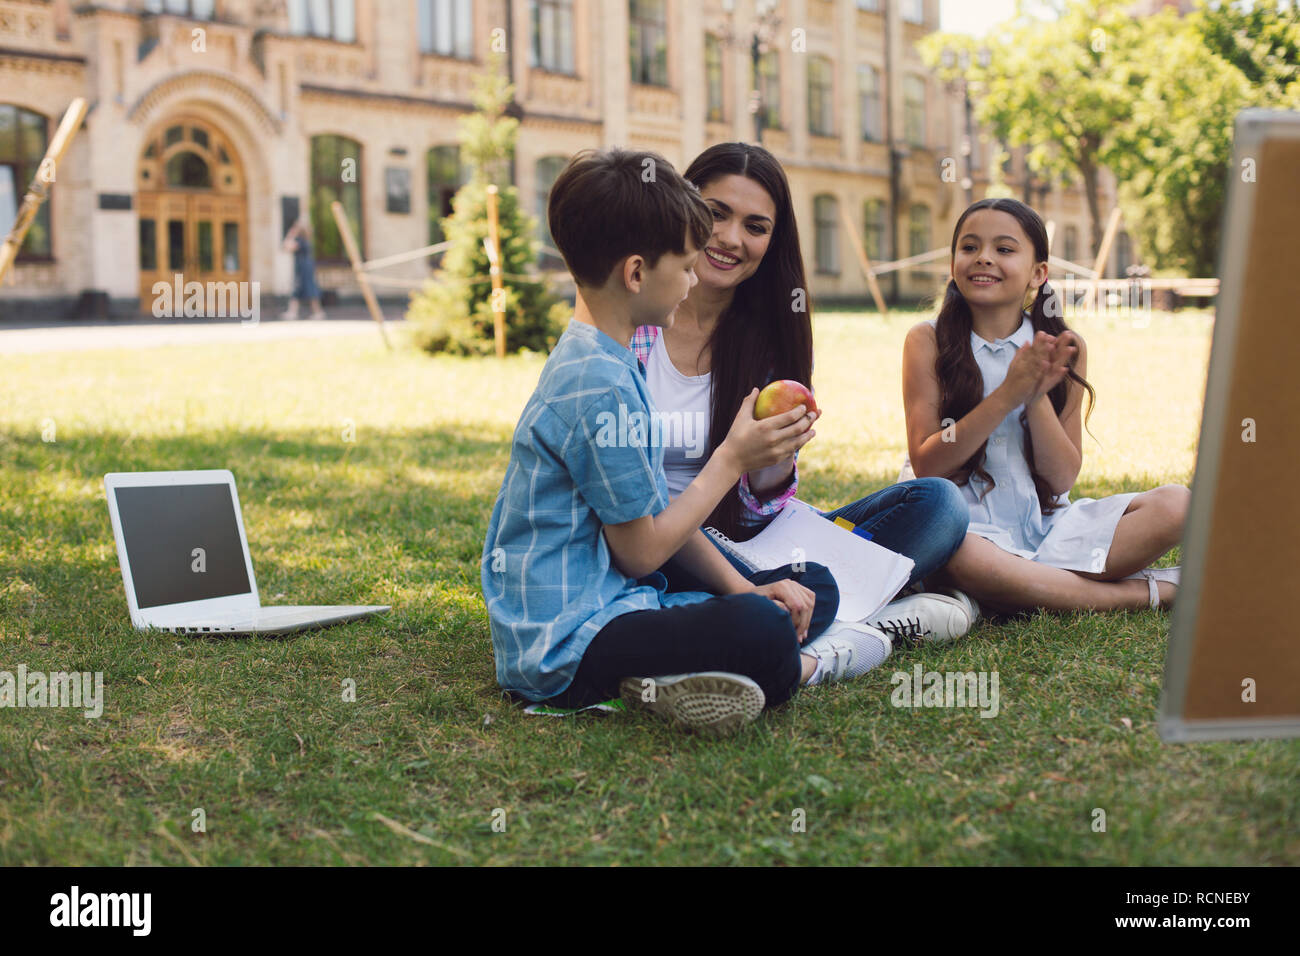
[[755, 380, 818, 419]]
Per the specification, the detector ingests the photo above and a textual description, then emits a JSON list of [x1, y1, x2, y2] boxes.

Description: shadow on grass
[[1, 423, 518, 635], [2, 425, 1189, 641]]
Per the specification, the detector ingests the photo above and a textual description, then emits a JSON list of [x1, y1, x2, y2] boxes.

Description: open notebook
[[705, 500, 913, 622]]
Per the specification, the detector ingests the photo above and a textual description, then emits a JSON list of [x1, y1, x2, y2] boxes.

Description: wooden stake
[[841, 203, 888, 316], [867, 246, 950, 276], [485, 184, 505, 358], [331, 200, 391, 351], [1088, 206, 1124, 311], [0, 97, 87, 285]]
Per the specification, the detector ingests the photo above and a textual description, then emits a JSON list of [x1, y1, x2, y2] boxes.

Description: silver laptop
[[104, 469, 390, 635]]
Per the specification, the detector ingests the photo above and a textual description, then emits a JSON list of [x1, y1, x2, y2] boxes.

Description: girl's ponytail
[[934, 278, 996, 495]]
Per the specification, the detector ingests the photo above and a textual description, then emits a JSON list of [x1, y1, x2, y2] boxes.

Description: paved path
[[0, 313, 403, 354]]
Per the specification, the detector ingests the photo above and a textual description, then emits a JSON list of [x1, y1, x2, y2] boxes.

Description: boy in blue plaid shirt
[[482, 149, 871, 735]]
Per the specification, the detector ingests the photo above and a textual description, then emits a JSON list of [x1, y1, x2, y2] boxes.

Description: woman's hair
[[934, 197, 1095, 514], [683, 142, 813, 540]]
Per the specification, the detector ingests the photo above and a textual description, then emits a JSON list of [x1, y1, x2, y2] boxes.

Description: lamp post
[[940, 46, 991, 207], [720, 0, 781, 145]]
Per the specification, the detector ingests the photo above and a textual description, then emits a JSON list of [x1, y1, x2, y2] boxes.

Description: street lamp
[[719, 0, 781, 145], [940, 46, 991, 206]]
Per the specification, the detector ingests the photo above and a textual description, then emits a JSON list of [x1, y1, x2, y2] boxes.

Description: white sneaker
[[865, 590, 977, 647], [940, 588, 981, 625], [618, 672, 764, 736], [802, 621, 891, 684]]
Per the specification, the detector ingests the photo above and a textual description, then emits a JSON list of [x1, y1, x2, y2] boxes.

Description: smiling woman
[[632, 142, 978, 650]]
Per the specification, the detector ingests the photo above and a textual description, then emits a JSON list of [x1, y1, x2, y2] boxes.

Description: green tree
[[921, 0, 1145, 256], [1108, 2, 1300, 276], [407, 54, 568, 355], [1198, 0, 1300, 97]]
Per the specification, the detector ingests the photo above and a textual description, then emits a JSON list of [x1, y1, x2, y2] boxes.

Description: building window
[[418, 0, 473, 58], [531, 0, 574, 73], [902, 0, 924, 25], [909, 203, 930, 281], [629, 0, 668, 87], [1063, 225, 1079, 266], [904, 74, 926, 148], [863, 199, 888, 262], [535, 154, 568, 269], [165, 151, 213, 189], [814, 194, 839, 275], [144, 0, 216, 17], [856, 0, 881, 11], [808, 56, 834, 137], [756, 50, 781, 129], [311, 135, 362, 261], [858, 64, 881, 142], [0, 105, 50, 258], [705, 34, 725, 122], [288, 0, 356, 42], [427, 145, 467, 249]]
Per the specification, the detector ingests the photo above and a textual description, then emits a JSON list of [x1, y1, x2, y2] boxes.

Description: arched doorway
[[137, 115, 249, 309]]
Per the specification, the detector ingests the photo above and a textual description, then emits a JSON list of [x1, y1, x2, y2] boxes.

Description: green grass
[[2, 308, 1297, 866]]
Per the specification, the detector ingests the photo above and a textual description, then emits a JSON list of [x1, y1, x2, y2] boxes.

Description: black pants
[[543, 561, 838, 711], [657, 556, 840, 635]]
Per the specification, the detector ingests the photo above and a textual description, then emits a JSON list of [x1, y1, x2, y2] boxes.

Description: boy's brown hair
[[547, 148, 712, 288]]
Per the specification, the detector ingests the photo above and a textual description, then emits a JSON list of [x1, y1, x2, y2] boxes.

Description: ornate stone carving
[[295, 37, 368, 85], [420, 57, 477, 102], [630, 85, 679, 118], [527, 70, 587, 112], [810, 135, 841, 164], [127, 70, 282, 136]]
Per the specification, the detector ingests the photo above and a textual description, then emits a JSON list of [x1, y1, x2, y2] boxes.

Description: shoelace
[[874, 617, 925, 648]]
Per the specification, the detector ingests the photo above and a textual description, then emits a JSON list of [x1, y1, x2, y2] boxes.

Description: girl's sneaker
[[865, 590, 979, 647], [1124, 566, 1180, 608], [802, 621, 892, 684], [618, 672, 764, 736]]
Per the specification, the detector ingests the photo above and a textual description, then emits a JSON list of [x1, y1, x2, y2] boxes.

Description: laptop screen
[[113, 483, 252, 609]]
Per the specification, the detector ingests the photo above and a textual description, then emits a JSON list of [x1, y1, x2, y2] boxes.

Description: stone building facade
[[0, 0, 1122, 317]]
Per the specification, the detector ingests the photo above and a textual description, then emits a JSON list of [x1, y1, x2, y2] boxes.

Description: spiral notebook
[[705, 500, 914, 622]]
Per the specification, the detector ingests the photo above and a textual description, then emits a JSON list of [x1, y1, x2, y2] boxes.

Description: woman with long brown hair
[[635, 143, 976, 669]]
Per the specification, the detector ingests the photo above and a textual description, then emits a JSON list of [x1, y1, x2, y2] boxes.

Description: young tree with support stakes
[[407, 53, 568, 356]]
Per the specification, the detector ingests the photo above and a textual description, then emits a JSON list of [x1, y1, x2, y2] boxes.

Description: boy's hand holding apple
[[717, 384, 819, 478]]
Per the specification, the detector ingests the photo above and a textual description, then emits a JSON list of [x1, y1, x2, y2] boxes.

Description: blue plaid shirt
[[481, 319, 713, 701]]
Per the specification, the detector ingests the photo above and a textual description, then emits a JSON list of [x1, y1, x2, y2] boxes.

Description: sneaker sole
[[619, 672, 764, 737]]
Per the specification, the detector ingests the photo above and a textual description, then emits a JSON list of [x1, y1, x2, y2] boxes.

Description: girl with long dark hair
[[903, 197, 1187, 612], [634, 143, 976, 667]]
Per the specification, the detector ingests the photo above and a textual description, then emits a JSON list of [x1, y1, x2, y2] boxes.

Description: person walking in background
[[281, 216, 325, 321]]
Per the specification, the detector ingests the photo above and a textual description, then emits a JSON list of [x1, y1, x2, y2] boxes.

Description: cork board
[[1160, 110, 1300, 742]]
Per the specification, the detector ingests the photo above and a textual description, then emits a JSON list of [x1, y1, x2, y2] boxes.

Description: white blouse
[[643, 331, 713, 499]]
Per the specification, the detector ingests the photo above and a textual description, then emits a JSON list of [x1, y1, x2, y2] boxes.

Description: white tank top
[[644, 332, 713, 499]]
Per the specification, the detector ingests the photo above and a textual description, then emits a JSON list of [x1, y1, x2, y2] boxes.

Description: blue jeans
[[821, 477, 969, 588]]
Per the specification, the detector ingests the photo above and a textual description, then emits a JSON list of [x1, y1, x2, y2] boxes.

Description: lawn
[[2, 308, 1297, 866]]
